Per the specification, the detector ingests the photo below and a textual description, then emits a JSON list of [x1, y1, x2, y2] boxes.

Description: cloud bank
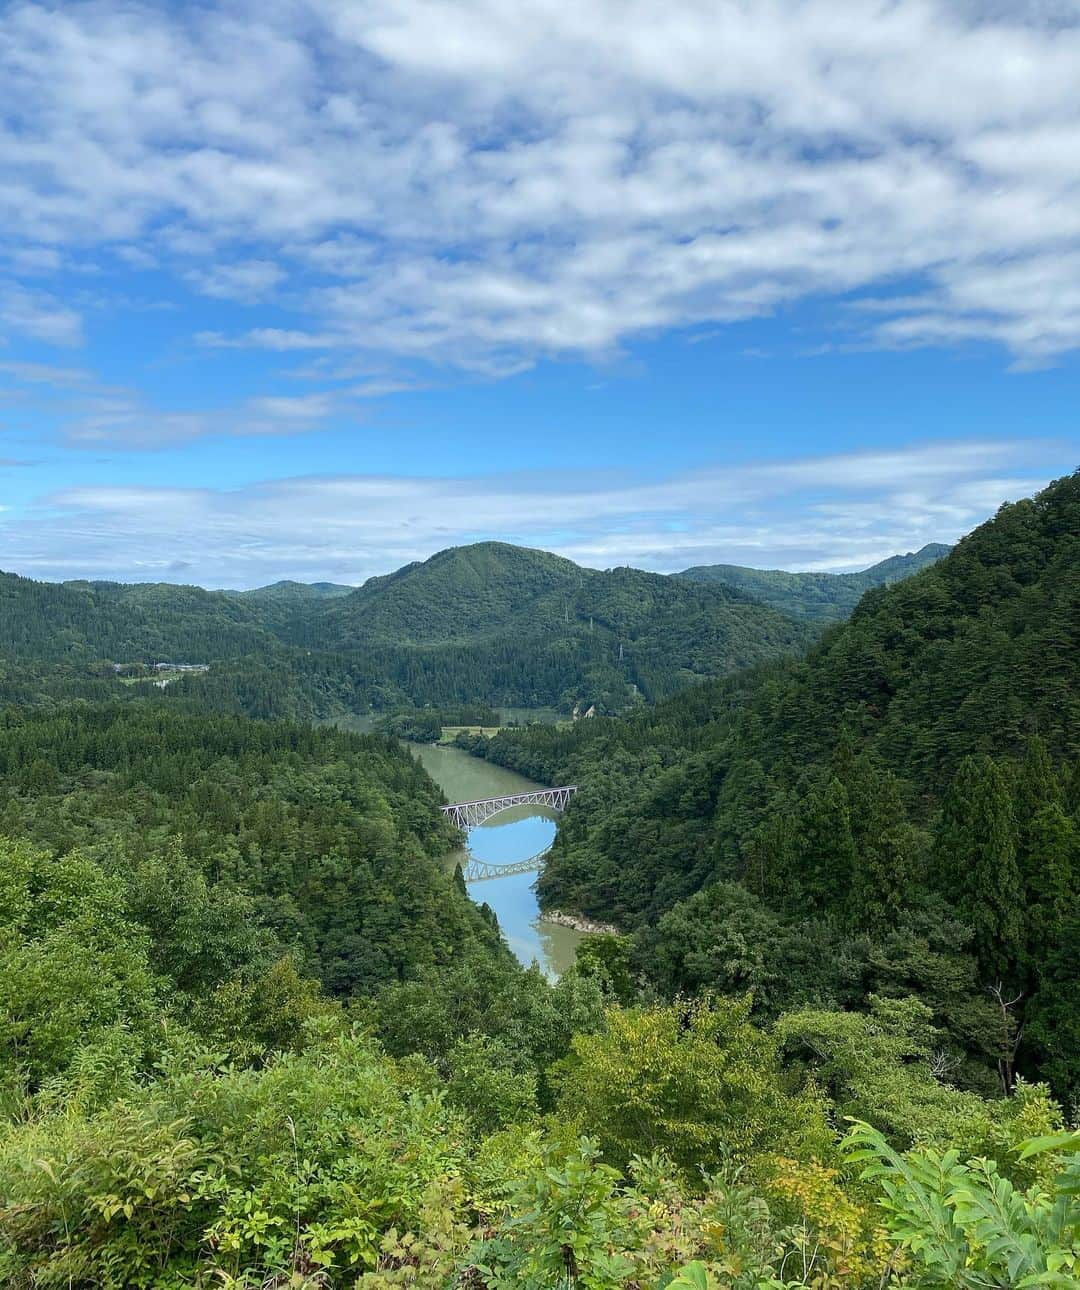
[[1, 440, 1063, 586]]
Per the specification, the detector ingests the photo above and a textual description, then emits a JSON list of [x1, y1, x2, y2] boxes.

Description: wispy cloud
[[0, 439, 1065, 585], [0, 362, 352, 447], [0, 283, 83, 347], [1, 0, 1080, 382]]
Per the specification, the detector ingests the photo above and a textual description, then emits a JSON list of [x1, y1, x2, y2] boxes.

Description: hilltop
[[289, 540, 815, 707], [236, 580, 353, 602], [677, 542, 952, 622], [0, 537, 961, 714]]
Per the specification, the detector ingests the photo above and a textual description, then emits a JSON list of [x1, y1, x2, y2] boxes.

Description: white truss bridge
[[441, 786, 577, 882]]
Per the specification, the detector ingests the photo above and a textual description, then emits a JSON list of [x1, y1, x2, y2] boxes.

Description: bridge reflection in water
[[441, 786, 577, 882]]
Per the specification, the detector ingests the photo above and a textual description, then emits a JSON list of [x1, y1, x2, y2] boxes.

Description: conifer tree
[[800, 776, 858, 910], [1023, 803, 1079, 944], [933, 755, 1023, 984], [848, 765, 917, 934]]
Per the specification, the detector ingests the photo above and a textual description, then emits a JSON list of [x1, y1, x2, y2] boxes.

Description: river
[[411, 743, 584, 976], [329, 714, 584, 976]]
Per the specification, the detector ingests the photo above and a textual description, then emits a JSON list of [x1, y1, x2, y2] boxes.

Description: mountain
[[0, 539, 950, 714], [0, 572, 276, 662], [288, 541, 816, 707], [677, 542, 952, 622], [236, 580, 353, 601], [469, 472, 1080, 1100]]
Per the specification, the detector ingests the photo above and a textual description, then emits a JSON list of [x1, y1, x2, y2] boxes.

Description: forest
[[677, 544, 952, 622], [462, 474, 1080, 1102], [0, 542, 813, 715], [0, 475, 1078, 1286]]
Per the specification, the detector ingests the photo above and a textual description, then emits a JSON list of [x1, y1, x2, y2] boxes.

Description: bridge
[[442, 786, 577, 882]]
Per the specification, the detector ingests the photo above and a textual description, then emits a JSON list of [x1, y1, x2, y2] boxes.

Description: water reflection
[[326, 723, 584, 976], [444, 809, 582, 976], [468, 811, 558, 864]]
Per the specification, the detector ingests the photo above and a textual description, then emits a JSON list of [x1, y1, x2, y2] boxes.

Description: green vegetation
[[0, 480, 1077, 1285], [0, 573, 277, 663], [0, 705, 501, 1001], [375, 705, 503, 743], [236, 579, 353, 602], [0, 542, 814, 717], [678, 543, 951, 622], [464, 472, 1080, 1109], [287, 542, 816, 710]]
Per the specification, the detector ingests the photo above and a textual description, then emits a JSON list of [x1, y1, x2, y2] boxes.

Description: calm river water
[[410, 743, 584, 977], [329, 715, 583, 976]]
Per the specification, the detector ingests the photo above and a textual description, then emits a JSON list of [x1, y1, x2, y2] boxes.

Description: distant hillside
[[0, 572, 276, 662], [0, 543, 813, 713], [285, 541, 815, 707], [325, 543, 585, 645], [236, 580, 353, 602], [8, 539, 955, 714], [677, 543, 952, 622]]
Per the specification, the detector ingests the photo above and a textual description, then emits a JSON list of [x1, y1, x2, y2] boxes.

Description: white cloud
[[0, 0, 1079, 374], [0, 283, 83, 346], [185, 259, 286, 303], [0, 439, 1066, 585], [0, 362, 349, 447]]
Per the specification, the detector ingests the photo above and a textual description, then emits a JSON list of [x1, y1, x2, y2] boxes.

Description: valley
[[0, 474, 1077, 1287], [333, 713, 584, 975]]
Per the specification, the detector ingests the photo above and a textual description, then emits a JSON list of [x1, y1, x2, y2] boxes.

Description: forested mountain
[[2, 486, 1079, 1285], [0, 542, 815, 712], [464, 472, 1080, 1105], [678, 542, 952, 622], [288, 541, 816, 707], [0, 571, 275, 661], [235, 579, 353, 601]]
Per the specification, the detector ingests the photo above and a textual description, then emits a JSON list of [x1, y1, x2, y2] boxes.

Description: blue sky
[[1, 0, 1077, 587]]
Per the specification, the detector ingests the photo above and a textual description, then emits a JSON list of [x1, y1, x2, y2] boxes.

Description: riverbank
[[540, 909, 620, 936]]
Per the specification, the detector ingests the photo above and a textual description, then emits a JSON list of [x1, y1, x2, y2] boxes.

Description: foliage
[[0, 838, 158, 1090], [678, 543, 951, 623], [555, 998, 831, 1174], [477, 471, 1080, 1102], [845, 1120, 1080, 1287], [1, 540, 814, 716], [0, 478, 1077, 1285], [0, 704, 506, 1003], [775, 997, 1063, 1175]]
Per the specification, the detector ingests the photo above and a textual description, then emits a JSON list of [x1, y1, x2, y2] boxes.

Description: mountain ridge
[[0, 537, 952, 713], [677, 542, 952, 621]]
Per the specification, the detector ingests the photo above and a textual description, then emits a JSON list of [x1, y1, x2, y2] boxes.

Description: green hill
[[235, 579, 353, 602], [469, 472, 1080, 1101], [678, 542, 952, 622], [0, 539, 952, 714], [0, 572, 276, 662], [297, 541, 815, 707]]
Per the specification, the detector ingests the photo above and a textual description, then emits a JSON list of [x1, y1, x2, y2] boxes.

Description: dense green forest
[[1, 698, 1077, 1285], [461, 473, 1080, 1109], [678, 544, 952, 622], [0, 543, 813, 714], [273, 542, 817, 708], [235, 580, 353, 603], [1, 480, 1079, 1285], [0, 574, 278, 662]]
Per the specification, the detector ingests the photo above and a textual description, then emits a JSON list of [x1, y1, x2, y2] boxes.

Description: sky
[[0, 0, 1078, 588]]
